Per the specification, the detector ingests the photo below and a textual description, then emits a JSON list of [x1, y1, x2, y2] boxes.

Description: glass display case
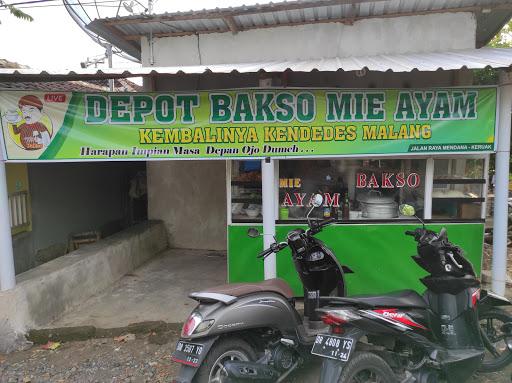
[[231, 160, 262, 222], [432, 158, 485, 220], [229, 157, 487, 223], [278, 159, 426, 221]]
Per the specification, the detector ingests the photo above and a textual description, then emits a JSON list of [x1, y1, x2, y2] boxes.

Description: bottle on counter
[[323, 204, 332, 219], [342, 192, 350, 220]]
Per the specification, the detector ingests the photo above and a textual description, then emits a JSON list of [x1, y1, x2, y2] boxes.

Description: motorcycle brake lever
[[447, 251, 463, 269]]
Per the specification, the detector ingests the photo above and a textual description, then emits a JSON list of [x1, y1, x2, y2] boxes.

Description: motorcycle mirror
[[399, 204, 416, 217], [247, 227, 260, 238], [312, 193, 324, 208]]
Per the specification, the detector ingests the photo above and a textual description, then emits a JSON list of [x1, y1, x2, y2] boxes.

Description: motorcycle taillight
[[182, 313, 202, 337], [471, 288, 481, 308], [321, 309, 361, 326]]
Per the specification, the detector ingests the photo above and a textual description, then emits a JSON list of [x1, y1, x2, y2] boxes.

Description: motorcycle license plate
[[311, 334, 354, 362], [172, 340, 205, 367]]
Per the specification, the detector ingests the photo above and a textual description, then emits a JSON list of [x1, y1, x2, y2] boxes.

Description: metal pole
[[424, 157, 434, 220], [482, 155, 490, 220], [262, 157, 276, 280], [0, 161, 16, 291], [107, 44, 114, 92], [492, 72, 512, 296]]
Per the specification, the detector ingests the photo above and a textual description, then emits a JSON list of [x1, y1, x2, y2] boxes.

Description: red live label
[[44, 93, 66, 103]]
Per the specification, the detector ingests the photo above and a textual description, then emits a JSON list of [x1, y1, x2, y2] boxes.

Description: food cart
[[223, 87, 496, 295]]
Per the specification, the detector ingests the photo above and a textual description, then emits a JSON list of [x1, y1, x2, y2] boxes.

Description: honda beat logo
[[372, 309, 427, 330], [374, 309, 407, 319], [44, 93, 66, 103]]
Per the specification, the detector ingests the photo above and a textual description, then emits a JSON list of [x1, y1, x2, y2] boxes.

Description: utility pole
[[0, 161, 16, 291], [107, 44, 114, 92], [492, 71, 512, 295]]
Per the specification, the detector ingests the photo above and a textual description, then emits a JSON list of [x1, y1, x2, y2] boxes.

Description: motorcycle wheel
[[478, 308, 512, 373], [193, 337, 257, 383], [338, 351, 396, 383]]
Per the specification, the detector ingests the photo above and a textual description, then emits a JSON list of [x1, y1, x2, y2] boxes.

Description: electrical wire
[[0, 0, 142, 63], [2, 0, 59, 6], [1, 4, 122, 9], [62, 0, 141, 63], [0, 0, 122, 9], [1, 0, 120, 5]]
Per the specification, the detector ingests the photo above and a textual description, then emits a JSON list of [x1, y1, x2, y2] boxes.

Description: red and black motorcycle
[[313, 205, 512, 383]]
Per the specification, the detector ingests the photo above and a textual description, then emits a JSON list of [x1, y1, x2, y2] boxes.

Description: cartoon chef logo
[[3, 95, 53, 151]]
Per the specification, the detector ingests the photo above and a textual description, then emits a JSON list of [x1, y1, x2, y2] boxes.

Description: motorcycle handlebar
[[257, 247, 274, 259], [308, 218, 336, 235], [405, 227, 449, 247], [257, 242, 287, 259], [318, 218, 336, 228]]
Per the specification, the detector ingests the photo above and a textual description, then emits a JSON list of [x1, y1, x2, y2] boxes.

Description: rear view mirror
[[247, 228, 260, 238], [399, 204, 416, 217], [312, 194, 323, 208]]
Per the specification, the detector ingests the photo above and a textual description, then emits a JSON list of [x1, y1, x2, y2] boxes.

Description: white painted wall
[[141, 12, 476, 66]]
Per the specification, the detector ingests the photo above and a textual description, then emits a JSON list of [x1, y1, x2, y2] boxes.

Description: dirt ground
[[482, 243, 512, 276], [1, 328, 511, 383]]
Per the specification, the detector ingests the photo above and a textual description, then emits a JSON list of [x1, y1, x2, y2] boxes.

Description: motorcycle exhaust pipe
[[222, 361, 280, 382], [411, 370, 439, 383]]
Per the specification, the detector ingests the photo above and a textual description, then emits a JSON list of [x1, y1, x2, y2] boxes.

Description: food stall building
[[0, 0, 512, 351]]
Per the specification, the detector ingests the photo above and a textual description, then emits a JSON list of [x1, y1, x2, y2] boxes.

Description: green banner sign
[[0, 88, 497, 161]]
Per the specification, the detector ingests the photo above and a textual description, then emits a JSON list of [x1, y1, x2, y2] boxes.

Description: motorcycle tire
[[338, 351, 397, 383], [478, 308, 512, 373], [193, 337, 257, 383]]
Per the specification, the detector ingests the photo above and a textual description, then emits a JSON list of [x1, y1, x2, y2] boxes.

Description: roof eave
[[1, 48, 512, 83]]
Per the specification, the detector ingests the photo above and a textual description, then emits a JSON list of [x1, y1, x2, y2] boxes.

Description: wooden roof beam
[[223, 16, 239, 34]]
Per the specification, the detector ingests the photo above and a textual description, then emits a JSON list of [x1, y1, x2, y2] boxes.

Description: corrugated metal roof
[[0, 79, 142, 92], [87, 0, 512, 60], [1, 48, 511, 82]]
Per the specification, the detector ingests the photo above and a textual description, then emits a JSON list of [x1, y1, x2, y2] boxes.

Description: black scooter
[[313, 205, 512, 383], [172, 194, 353, 383]]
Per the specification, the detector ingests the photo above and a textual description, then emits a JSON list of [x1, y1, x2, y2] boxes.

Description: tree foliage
[[474, 19, 512, 85], [488, 20, 512, 48], [473, 18, 512, 172], [0, 1, 33, 22]]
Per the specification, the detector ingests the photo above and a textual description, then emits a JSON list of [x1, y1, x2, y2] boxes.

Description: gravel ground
[[482, 243, 512, 275], [0, 328, 511, 383], [0, 331, 181, 383]]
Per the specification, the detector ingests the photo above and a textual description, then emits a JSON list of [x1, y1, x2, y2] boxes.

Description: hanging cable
[[0, 0, 122, 9]]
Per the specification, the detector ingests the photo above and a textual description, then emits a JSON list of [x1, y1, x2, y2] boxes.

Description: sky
[[0, 0, 259, 70]]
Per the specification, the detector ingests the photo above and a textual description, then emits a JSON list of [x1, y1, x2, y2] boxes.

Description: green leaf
[[488, 19, 512, 48], [7, 5, 33, 21]]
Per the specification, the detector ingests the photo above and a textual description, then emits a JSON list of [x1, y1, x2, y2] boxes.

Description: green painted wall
[[228, 223, 484, 296]]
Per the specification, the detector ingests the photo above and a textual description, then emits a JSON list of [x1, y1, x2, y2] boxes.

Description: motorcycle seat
[[204, 278, 294, 299], [351, 290, 427, 308]]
